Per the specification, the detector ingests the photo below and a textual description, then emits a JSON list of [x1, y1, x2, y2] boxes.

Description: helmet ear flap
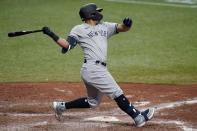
[[90, 12, 96, 19]]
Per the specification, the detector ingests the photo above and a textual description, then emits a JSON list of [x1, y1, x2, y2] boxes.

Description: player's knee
[[107, 88, 123, 99], [88, 98, 101, 108]]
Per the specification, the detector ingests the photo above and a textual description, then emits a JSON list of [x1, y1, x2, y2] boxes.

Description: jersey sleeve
[[104, 22, 118, 39], [68, 25, 81, 42], [62, 26, 80, 54], [62, 36, 77, 54]]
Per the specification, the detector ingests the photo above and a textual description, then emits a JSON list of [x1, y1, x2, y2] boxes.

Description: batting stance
[[43, 3, 154, 127]]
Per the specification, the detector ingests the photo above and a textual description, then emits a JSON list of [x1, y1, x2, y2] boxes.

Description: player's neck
[[85, 20, 99, 26]]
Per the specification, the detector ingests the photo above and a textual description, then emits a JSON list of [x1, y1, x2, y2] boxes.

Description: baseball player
[[42, 3, 154, 127]]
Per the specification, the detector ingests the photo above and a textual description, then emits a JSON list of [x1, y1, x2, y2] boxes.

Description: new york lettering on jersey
[[87, 30, 107, 38]]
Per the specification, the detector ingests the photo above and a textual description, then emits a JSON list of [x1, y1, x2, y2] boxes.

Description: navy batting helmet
[[79, 3, 103, 21]]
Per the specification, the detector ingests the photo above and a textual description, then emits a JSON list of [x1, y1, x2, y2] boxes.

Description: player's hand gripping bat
[[8, 29, 43, 37]]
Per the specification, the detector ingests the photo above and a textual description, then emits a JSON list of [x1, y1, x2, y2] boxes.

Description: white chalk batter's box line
[[150, 119, 197, 131], [106, 0, 197, 8]]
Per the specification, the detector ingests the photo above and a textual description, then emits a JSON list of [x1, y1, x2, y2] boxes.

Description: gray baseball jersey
[[69, 22, 118, 62], [69, 22, 123, 107]]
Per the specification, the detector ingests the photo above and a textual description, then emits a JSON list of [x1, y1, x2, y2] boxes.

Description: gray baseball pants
[[80, 60, 123, 108]]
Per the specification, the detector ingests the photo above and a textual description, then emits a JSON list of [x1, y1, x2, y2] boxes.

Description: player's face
[[86, 10, 103, 25], [95, 11, 103, 22]]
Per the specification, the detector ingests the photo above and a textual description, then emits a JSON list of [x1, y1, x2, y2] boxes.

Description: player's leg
[[82, 66, 154, 127], [89, 71, 141, 122], [114, 94, 154, 127], [53, 97, 90, 121], [106, 74, 154, 127], [104, 73, 154, 127], [85, 81, 104, 108], [62, 81, 104, 109], [52, 82, 104, 121]]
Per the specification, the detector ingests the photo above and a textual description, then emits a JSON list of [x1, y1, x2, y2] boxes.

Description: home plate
[[84, 116, 120, 122]]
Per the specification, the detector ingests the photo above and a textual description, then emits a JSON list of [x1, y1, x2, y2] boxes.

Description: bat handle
[[33, 29, 43, 33]]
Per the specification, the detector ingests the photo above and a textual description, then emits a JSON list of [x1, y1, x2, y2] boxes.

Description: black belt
[[84, 59, 106, 66]]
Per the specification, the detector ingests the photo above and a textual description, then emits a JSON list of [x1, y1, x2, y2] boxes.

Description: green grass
[[0, 0, 197, 85]]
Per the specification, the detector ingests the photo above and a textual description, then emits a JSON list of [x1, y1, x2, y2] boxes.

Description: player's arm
[[42, 27, 77, 54], [117, 17, 132, 32], [56, 37, 69, 49]]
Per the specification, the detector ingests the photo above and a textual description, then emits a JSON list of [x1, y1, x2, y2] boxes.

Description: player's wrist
[[48, 31, 59, 42], [42, 26, 59, 42]]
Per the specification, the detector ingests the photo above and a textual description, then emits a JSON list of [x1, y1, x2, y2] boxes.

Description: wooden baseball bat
[[8, 29, 43, 37]]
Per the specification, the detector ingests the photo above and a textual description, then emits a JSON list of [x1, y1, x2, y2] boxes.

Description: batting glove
[[123, 17, 132, 27], [42, 26, 51, 35], [42, 26, 59, 42]]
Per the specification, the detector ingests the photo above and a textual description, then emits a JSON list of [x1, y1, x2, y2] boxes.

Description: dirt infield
[[0, 82, 197, 131]]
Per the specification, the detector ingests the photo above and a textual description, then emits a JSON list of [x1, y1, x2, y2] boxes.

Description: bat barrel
[[8, 32, 16, 37], [8, 29, 43, 37]]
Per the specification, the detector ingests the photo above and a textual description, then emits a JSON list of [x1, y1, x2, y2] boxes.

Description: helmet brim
[[96, 8, 103, 12]]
